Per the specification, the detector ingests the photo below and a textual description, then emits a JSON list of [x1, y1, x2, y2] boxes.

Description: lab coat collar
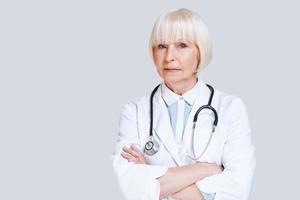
[[161, 79, 201, 106], [152, 79, 211, 166]]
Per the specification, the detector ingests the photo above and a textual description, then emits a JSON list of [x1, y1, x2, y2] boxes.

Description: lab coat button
[[179, 96, 183, 100]]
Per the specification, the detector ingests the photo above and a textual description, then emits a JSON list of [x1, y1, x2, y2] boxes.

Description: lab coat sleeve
[[112, 101, 168, 200], [196, 97, 256, 200]]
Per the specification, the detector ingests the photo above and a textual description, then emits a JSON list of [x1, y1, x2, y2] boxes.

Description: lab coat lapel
[[152, 86, 183, 166]]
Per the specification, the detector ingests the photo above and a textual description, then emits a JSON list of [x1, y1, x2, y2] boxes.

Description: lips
[[164, 67, 180, 71]]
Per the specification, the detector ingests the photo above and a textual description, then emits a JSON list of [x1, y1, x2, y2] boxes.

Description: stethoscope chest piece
[[144, 137, 160, 156]]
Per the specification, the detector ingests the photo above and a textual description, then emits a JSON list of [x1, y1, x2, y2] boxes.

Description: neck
[[165, 77, 198, 96]]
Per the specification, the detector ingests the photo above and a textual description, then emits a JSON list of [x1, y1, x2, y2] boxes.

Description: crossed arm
[[121, 145, 223, 200]]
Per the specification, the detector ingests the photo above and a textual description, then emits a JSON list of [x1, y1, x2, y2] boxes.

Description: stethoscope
[[144, 83, 218, 161]]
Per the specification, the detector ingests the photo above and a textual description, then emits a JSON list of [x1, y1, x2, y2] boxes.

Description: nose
[[165, 45, 175, 63]]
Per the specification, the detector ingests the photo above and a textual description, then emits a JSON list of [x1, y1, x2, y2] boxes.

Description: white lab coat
[[112, 80, 256, 200]]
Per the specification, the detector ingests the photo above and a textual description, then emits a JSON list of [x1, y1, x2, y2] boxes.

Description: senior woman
[[112, 8, 255, 200]]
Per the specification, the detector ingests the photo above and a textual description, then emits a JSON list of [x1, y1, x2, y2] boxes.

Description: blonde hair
[[149, 8, 212, 70]]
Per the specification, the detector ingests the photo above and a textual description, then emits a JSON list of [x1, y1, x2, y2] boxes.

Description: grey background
[[0, 0, 299, 199]]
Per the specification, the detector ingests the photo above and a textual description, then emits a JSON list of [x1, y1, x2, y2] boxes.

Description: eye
[[178, 43, 187, 48], [157, 44, 167, 49]]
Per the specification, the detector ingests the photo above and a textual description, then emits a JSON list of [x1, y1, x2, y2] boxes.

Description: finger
[[128, 157, 138, 163], [121, 152, 138, 163], [131, 145, 147, 161], [122, 146, 136, 155], [121, 152, 136, 160], [123, 146, 140, 158], [130, 145, 143, 156]]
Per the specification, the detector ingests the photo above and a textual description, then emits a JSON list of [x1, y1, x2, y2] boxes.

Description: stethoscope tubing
[[145, 82, 218, 159]]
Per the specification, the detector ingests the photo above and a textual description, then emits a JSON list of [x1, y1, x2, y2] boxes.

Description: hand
[[121, 145, 149, 165], [200, 162, 224, 177]]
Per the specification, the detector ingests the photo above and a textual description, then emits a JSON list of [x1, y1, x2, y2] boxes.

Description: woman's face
[[153, 39, 200, 85]]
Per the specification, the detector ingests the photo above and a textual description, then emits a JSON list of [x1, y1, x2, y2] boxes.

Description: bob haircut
[[149, 8, 213, 71]]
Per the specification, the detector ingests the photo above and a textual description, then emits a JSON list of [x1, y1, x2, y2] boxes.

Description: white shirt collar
[[161, 79, 201, 106]]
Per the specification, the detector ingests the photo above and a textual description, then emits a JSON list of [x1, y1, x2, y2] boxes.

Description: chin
[[163, 77, 182, 84]]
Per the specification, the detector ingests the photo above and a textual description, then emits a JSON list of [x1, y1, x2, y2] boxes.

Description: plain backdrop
[[1, 0, 300, 199]]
